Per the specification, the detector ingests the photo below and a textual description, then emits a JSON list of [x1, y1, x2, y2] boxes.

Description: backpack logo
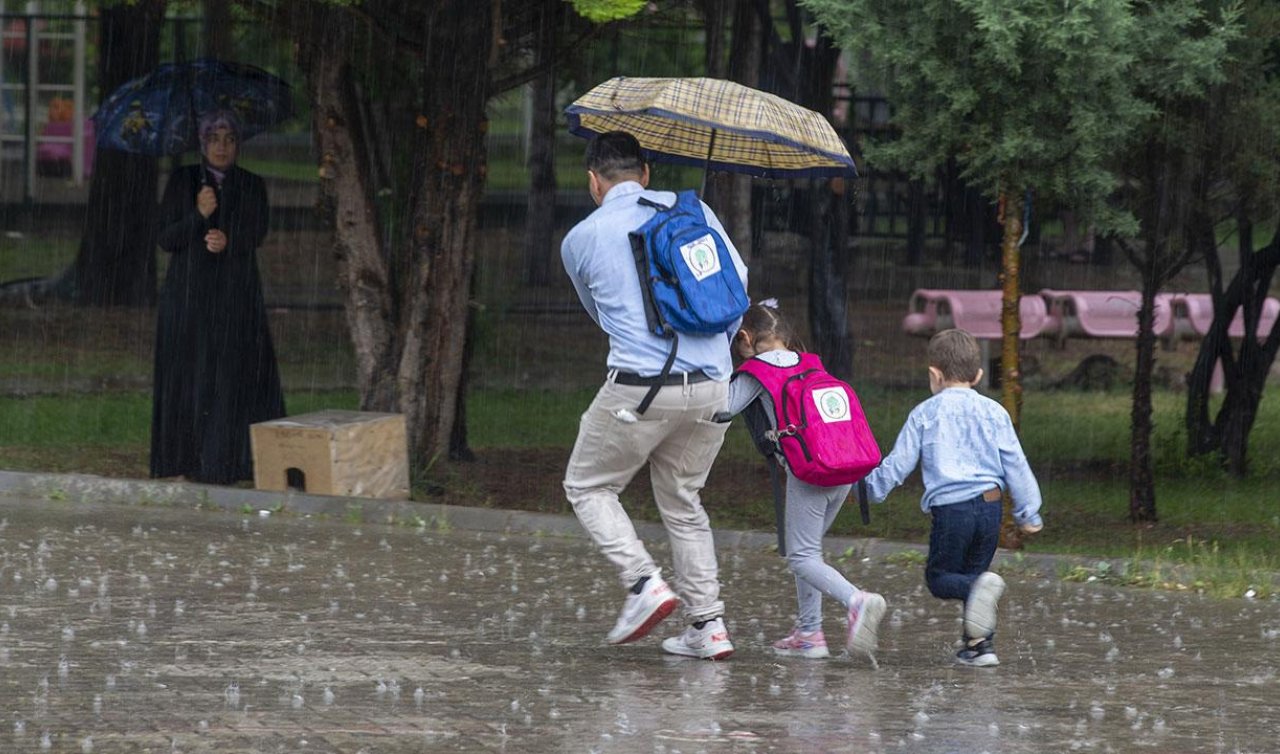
[[679, 233, 721, 281], [812, 387, 851, 423]]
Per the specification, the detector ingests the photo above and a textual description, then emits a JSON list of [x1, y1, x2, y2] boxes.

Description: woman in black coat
[[150, 110, 285, 484]]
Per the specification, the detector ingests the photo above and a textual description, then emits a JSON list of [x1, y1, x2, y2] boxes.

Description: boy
[[861, 328, 1043, 666]]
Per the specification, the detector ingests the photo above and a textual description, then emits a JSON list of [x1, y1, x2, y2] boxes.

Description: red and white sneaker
[[661, 617, 735, 660], [606, 575, 679, 645], [772, 628, 830, 659], [845, 591, 887, 656]]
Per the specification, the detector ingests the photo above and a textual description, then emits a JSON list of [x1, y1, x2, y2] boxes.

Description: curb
[[0, 468, 1062, 575]]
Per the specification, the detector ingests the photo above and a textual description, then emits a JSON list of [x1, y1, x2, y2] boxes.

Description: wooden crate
[[250, 410, 409, 499]]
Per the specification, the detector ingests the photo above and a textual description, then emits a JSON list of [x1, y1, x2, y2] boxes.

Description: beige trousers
[[563, 375, 729, 622]]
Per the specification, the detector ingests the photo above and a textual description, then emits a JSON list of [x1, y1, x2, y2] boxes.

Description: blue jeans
[[925, 494, 1002, 601]]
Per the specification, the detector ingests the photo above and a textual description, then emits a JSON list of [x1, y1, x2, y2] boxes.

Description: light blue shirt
[[561, 181, 749, 380], [863, 387, 1044, 527]]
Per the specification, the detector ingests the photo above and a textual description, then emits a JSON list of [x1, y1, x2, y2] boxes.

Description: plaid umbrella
[[565, 76, 857, 180]]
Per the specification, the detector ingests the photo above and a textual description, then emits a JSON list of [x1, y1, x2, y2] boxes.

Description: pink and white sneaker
[[772, 628, 830, 659]]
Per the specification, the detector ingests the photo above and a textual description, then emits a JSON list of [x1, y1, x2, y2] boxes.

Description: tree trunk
[[702, 0, 760, 260], [298, 7, 398, 411], [400, 3, 492, 470], [1185, 208, 1225, 457], [996, 189, 1025, 548], [523, 0, 559, 287], [906, 178, 925, 266], [808, 178, 853, 379], [201, 0, 232, 58], [997, 190, 1024, 430], [1186, 223, 1280, 474], [1128, 277, 1159, 522], [66, 1, 166, 307]]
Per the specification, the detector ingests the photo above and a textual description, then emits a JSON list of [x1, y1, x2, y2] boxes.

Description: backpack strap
[[636, 196, 674, 212], [768, 458, 787, 557], [857, 479, 871, 525], [634, 332, 679, 415]]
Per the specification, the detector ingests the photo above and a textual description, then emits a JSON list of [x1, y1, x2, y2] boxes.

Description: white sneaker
[[661, 617, 734, 660], [606, 575, 679, 645], [845, 591, 887, 656], [964, 572, 1006, 640]]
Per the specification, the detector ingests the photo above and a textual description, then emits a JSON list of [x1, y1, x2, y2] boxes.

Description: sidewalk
[[0, 467, 1061, 574], [1, 469, 1274, 753]]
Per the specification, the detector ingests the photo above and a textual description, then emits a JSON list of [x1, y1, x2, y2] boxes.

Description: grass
[[3, 219, 1280, 597]]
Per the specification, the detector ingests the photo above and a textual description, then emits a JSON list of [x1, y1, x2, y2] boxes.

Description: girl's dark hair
[[738, 302, 803, 351]]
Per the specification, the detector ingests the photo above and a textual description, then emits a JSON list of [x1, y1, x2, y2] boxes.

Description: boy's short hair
[[928, 328, 982, 383], [585, 131, 647, 181]]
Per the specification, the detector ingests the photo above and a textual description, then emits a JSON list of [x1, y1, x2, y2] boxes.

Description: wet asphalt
[[1, 486, 1277, 753]]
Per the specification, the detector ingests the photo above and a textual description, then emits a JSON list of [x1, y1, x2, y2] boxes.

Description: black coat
[[150, 163, 285, 483]]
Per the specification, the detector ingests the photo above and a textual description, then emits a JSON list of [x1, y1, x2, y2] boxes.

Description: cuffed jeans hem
[[683, 601, 725, 624]]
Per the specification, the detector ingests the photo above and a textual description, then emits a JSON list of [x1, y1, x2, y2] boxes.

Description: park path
[[1, 495, 1277, 753]]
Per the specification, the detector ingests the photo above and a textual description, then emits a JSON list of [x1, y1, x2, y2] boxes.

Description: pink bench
[[902, 288, 1048, 340], [1167, 293, 1279, 341], [1038, 289, 1175, 345]]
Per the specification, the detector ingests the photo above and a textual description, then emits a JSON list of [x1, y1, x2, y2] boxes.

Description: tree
[[1113, 1, 1240, 519], [804, 0, 1150, 430], [66, 0, 167, 307], [289, 0, 624, 472], [803, 0, 1153, 541], [1183, 0, 1280, 476]]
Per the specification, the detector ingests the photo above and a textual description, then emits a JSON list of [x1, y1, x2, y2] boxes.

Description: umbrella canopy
[[91, 58, 293, 156], [565, 76, 857, 179]]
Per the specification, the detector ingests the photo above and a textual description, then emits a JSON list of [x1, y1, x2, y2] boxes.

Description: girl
[[724, 302, 886, 660]]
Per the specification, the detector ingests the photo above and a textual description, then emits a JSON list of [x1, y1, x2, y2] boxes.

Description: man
[[561, 131, 748, 660]]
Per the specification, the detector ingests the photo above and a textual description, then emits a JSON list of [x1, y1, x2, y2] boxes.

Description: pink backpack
[[736, 352, 881, 487]]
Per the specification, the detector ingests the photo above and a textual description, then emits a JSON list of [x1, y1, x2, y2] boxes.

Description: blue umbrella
[[91, 58, 293, 156]]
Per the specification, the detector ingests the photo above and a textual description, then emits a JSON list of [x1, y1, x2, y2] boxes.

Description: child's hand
[[1019, 521, 1043, 535]]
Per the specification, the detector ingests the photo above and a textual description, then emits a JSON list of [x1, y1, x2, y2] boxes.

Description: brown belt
[[982, 487, 1002, 502]]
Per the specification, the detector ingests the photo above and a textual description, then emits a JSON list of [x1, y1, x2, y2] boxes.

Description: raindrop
[[322, 687, 335, 705], [80, 735, 93, 753], [291, 693, 304, 709], [92, 695, 102, 714], [44, 578, 58, 592], [224, 683, 240, 708], [414, 687, 425, 706], [105, 675, 116, 689], [40, 731, 51, 750], [13, 720, 25, 736]]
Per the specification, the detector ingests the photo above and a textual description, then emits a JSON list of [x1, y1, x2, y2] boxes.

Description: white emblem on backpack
[[812, 387, 851, 423], [679, 234, 722, 281]]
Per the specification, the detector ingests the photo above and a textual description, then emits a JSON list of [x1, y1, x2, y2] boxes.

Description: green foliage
[[568, 0, 648, 23], [802, 0, 1238, 234]]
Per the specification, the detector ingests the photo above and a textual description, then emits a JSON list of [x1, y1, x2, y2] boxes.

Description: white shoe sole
[[607, 596, 678, 645], [772, 645, 830, 659], [964, 572, 1006, 639], [956, 652, 1000, 667]]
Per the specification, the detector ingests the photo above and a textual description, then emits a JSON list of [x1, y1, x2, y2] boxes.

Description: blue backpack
[[627, 190, 749, 412]]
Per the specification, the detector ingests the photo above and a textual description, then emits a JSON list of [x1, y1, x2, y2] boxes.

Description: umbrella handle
[[698, 128, 717, 199]]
